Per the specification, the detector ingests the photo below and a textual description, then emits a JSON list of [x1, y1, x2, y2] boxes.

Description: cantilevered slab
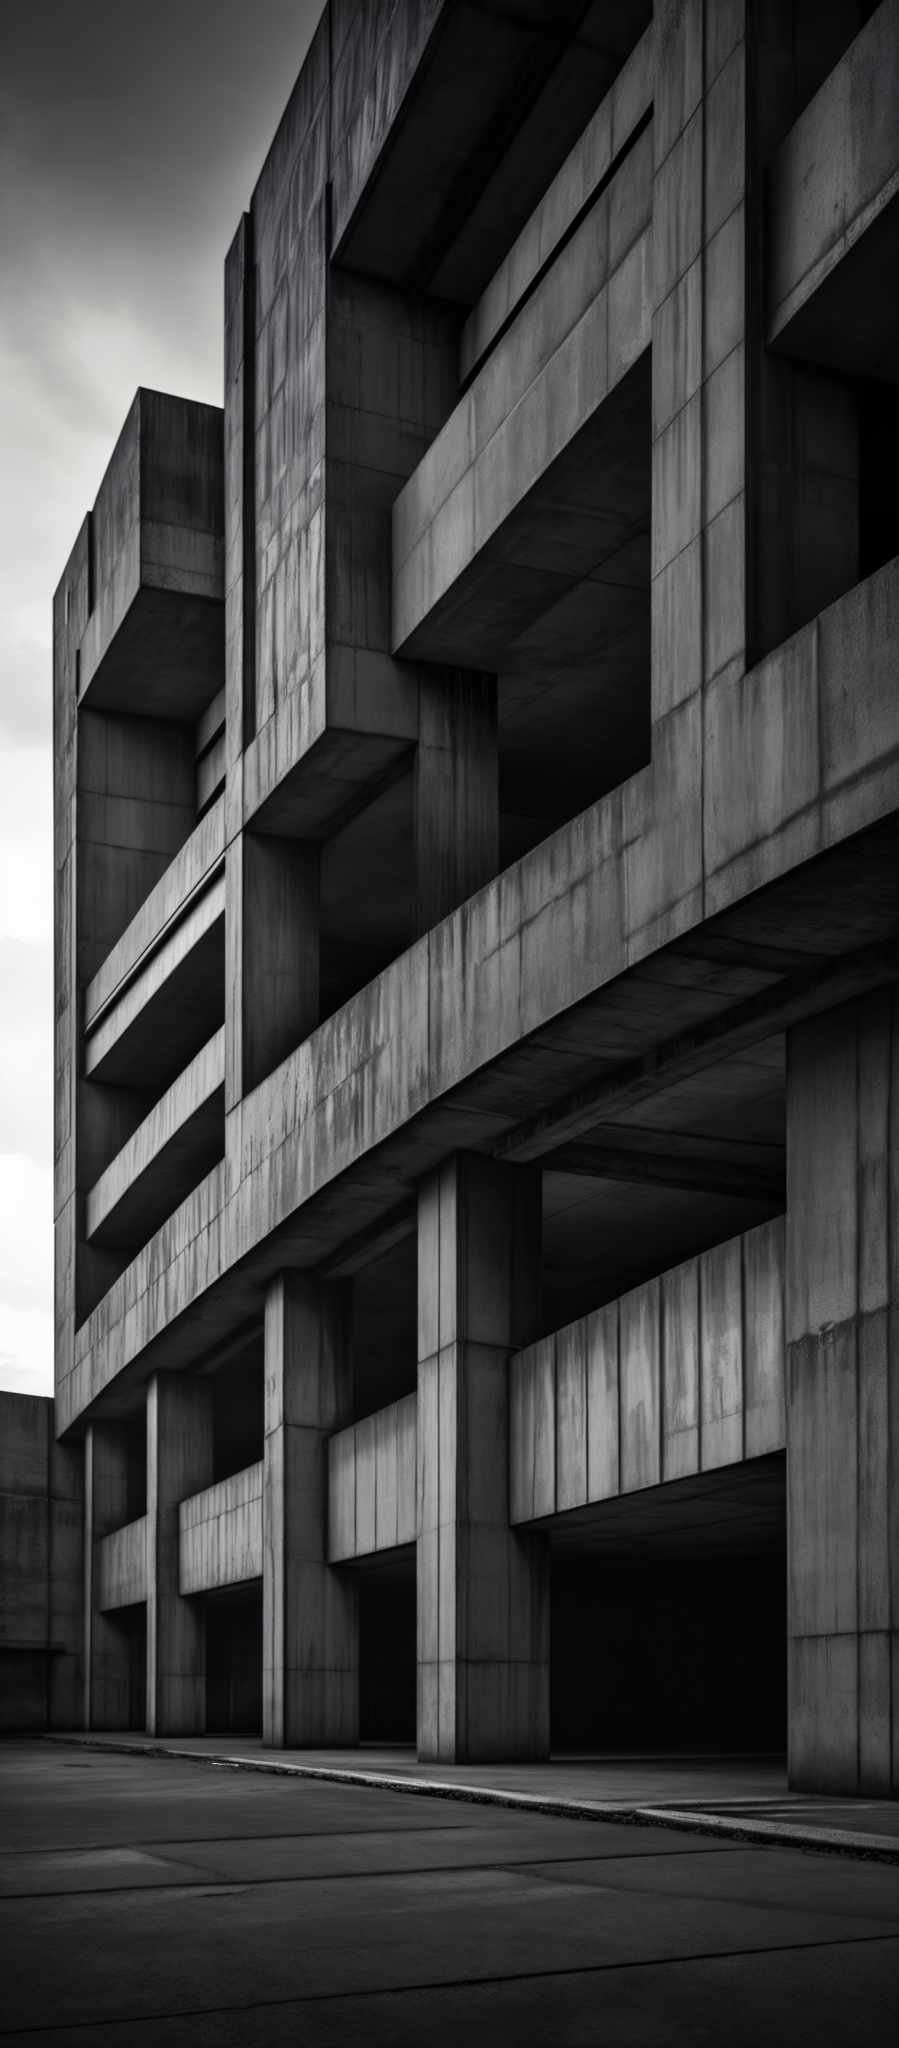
[[86, 1029, 225, 1253], [78, 389, 224, 721]]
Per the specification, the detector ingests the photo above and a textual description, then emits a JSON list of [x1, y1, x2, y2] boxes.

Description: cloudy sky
[[0, 0, 323, 1396]]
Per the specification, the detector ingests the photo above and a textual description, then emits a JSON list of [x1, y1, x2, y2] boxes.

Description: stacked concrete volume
[[2, 0, 897, 1795]]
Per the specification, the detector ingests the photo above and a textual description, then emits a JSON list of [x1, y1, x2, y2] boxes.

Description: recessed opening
[[352, 1232, 418, 1422], [205, 1582, 262, 1735], [550, 1456, 786, 1753], [212, 1343, 264, 1483], [359, 1555, 416, 1745]]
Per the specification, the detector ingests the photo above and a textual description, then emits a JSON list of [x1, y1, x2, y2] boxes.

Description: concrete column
[[263, 1273, 357, 1746], [415, 670, 498, 934], [416, 1154, 549, 1763], [786, 989, 898, 1794], [225, 833, 319, 1106], [146, 1374, 213, 1736], [83, 1422, 135, 1730]]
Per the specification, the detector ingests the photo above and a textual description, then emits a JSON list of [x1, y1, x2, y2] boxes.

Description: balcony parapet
[[510, 1219, 784, 1527], [178, 1462, 263, 1595], [328, 1394, 417, 1562], [86, 1029, 225, 1252]]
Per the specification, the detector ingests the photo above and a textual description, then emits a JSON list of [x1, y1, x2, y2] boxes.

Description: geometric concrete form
[[47, 1, 899, 1792]]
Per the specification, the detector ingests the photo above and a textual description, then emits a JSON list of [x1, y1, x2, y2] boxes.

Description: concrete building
[[4, 0, 896, 1790]]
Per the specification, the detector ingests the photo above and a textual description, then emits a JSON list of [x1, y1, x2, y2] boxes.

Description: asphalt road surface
[[1, 1741, 897, 2045]]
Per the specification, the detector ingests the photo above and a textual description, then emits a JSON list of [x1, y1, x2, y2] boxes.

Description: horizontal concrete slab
[[95, 1515, 147, 1612], [328, 1394, 417, 1562], [178, 1463, 262, 1595], [86, 1029, 225, 1252]]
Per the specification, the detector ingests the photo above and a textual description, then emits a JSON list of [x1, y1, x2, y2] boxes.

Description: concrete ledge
[[84, 873, 225, 1089]]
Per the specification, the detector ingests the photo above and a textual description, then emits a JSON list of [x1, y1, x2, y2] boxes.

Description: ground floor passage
[[1, 1742, 897, 2047], [98, 1499, 788, 1754]]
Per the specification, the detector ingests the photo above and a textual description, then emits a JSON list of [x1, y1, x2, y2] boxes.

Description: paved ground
[[50, 1732, 899, 1854], [1, 1742, 898, 2044]]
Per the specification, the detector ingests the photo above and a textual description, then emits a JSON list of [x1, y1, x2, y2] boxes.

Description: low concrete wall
[[510, 1219, 785, 1525], [179, 1462, 263, 1595], [328, 1395, 417, 1561], [0, 1392, 82, 1729], [768, 0, 899, 340], [85, 798, 224, 1030], [95, 1515, 147, 1612]]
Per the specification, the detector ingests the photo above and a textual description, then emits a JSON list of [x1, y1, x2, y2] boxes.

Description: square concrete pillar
[[415, 670, 498, 934], [416, 1154, 549, 1763], [146, 1374, 213, 1736], [263, 1273, 358, 1746], [786, 990, 899, 1794], [83, 1422, 137, 1730]]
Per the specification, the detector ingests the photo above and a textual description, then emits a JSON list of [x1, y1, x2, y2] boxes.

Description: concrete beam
[[179, 1463, 262, 1596], [328, 1395, 416, 1563], [547, 1129, 783, 1204]]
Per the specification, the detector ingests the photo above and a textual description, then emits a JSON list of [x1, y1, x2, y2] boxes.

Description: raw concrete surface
[[2, 1742, 898, 2046]]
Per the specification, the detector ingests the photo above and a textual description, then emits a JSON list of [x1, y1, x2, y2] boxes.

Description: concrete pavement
[[1, 1740, 897, 2044]]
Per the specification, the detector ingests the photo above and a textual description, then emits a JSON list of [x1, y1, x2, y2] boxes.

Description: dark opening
[[552, 1551, 786, 1751], [359, 1558, 416, 1744], [212, 1343, 264, 1483], [352, 1232, 418, 1421], [205, 1582, 262, 1735]]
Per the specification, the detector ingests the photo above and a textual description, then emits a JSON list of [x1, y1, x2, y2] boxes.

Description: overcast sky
[[0, 0, 323, 1397]]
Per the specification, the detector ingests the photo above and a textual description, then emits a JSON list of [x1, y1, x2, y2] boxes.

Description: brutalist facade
[[14, 0, 898, 1788]]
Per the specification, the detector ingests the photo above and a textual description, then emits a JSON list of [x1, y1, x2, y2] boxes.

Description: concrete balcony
[[95, 1515, 147, 1612], [78, 390, 224, 721], [84, 843, 225, 1094], [178, 1463, 263, 1595], [86, 1029, 225, 1253], [767, 0, 899, 380], [328, 1394, 417, 1562], [392, 124, 652, 669], [509, 1218, 784, 1528]]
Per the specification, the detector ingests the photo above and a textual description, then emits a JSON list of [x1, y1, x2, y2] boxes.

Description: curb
[[42, 1735, 899, 1863]]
